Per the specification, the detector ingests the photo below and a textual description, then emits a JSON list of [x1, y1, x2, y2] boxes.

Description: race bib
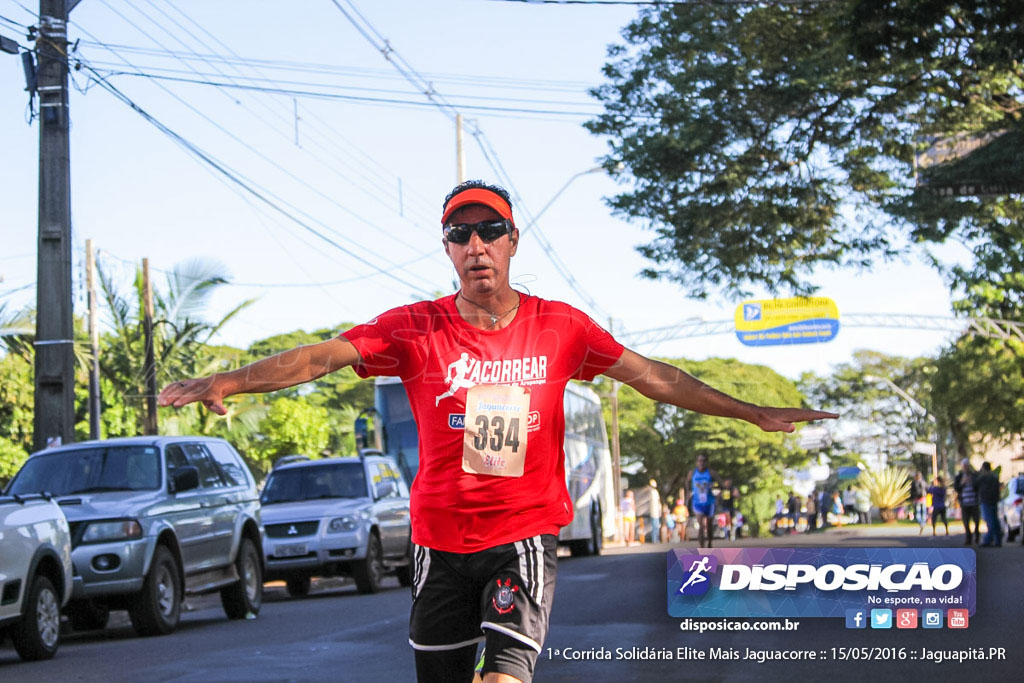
[[462, 384, 529, 477]]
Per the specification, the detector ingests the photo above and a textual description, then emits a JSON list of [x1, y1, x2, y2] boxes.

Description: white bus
[[372, 378, 615, 556]]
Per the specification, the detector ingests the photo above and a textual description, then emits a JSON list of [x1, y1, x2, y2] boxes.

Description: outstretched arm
[[603, 349, 837, 433], [158, 337, 361, 415]]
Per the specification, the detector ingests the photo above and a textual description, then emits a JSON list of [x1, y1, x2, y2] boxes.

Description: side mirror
[[170, 466, 200, 494], [375, 480, 396, 500]]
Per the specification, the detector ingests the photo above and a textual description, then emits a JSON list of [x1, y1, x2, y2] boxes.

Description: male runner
[[159, 180, 836, 683], [686, 454, 722, 548]]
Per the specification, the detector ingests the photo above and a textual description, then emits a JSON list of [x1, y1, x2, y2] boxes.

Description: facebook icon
[[845, 609, 866, 629]]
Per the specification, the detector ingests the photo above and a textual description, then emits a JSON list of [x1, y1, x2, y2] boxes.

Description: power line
[[83, 61, 601, 109], [155, 0, 440, 223], [74, 39, 597, 93], [92, 70, 602, 118], [130, 0, 442, 232], [89, 0, 440, 276], [70, 35, 441, 293], [76, 61, 437, 298], [328, 0, 610, 319]]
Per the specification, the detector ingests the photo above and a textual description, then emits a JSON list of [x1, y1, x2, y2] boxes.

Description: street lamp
[[518, 163, 623, 238], [864, 375, 938, 478]]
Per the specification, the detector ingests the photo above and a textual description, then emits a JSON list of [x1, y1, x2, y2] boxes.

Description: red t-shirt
[[341, 293, 624, 552]]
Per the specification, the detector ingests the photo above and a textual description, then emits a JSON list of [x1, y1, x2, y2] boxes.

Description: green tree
[[799, 351, 936, 473], [0, 352, 33, 484], [249, 397, 330, 476], [246, 327, 374, 455], [599, 357, 812, 504], [587, 1, 1023, 298], [96, 257, 254, 436]]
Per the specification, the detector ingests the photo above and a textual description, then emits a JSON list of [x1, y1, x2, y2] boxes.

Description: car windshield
[[7, 446, 161, 495], [261, 462, 366, 504]]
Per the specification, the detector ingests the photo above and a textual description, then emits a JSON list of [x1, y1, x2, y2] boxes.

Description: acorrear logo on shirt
[[434, 352, 549, 405]]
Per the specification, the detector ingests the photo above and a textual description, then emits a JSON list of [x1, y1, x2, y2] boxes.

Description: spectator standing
[[854, 488, 871, 524], [910, 472, 928, 535], [927, 476, 949, 536], [806, 491, 818, 532], [661, 504, 674, 543], [672, 491, 689, 542], [786, 492, 800, 532], [976, 462, 1002, 547], [832, 491, 845, 527], [954, 459, 981, 545], [719, 479, 739, 540], [620, 490, 636, 546], [634, 481, 661, 544]]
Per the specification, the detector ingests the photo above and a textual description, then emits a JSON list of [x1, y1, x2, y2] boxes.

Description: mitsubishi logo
[[287, 525, 298, 535]]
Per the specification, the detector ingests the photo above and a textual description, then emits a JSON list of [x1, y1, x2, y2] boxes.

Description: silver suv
[[5, 437, 263, 637], [261, 451, 412, 596], [0, 494, 72, 661]]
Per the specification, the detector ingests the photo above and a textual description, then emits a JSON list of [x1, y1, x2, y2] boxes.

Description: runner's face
[[443, 204, 518, 297], [696, 455, 707, 471]]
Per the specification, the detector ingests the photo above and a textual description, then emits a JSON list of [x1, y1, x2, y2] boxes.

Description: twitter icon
[[870, 609, 892, 629]]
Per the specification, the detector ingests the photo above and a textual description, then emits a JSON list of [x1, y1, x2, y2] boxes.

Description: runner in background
[[686, 454, 722, 548]]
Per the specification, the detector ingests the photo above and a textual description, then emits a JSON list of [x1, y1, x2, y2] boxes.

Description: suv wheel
[[10, 575, 61, 661], [68, 599, 110, 631], [221, 537, 263, 619], [285, 576, 311, 598], [394, 541, 413, 588], [128, 545, 181, 636], [353, 533, 384, 594]]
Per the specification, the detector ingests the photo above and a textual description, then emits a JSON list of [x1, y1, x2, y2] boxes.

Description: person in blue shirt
[[686, 454, 723, 548]]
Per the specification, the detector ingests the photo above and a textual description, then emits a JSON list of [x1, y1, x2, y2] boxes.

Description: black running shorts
[[409, 534, 558, 681]]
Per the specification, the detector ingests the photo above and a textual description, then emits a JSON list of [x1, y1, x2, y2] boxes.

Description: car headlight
[[81, 519, 143, 543], [328, 516, 358, 533]]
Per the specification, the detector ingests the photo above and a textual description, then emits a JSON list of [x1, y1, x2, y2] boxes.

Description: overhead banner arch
[[734, 297, 840, 347]]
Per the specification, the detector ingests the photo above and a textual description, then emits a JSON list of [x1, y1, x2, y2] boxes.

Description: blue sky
[[0, 0, 964, 379]]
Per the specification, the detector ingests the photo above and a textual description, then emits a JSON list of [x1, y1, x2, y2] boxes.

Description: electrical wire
[[89, 0, 441, 280], [76, 61, 437, 298], [82, 61, 602, 109], [156, 0, 440, 224], [92, 70, 602, 117], [328, 0, 610, 319], [131, 0, 441, 233], [75, 40, 598, 93]]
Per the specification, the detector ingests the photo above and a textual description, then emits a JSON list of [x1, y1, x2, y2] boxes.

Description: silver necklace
[[458, 292, 520, 328]]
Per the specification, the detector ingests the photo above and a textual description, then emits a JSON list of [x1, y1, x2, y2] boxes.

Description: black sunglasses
[[443, 219, 512, 245]]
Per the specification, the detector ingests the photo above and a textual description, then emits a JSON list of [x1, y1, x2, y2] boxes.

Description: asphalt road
[[2, 526, 1020, 681]]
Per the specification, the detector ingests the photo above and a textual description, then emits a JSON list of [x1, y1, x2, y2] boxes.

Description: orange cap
[[441, 188, 515, 227]]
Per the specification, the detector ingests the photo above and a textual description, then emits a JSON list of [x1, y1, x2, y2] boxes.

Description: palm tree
[[96, 256, 256, 436]]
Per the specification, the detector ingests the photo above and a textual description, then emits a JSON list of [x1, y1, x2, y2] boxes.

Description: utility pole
[[608, 317, 622, 510], [33, 0, 80, 451], [142, 258, 158, 435], [85, 239, 100, 439], [455, 113, 466, 183]]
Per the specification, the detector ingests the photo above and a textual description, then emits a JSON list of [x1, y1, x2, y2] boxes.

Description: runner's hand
[[158, 376, 227, 415], [750, 407, 838, 433]]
